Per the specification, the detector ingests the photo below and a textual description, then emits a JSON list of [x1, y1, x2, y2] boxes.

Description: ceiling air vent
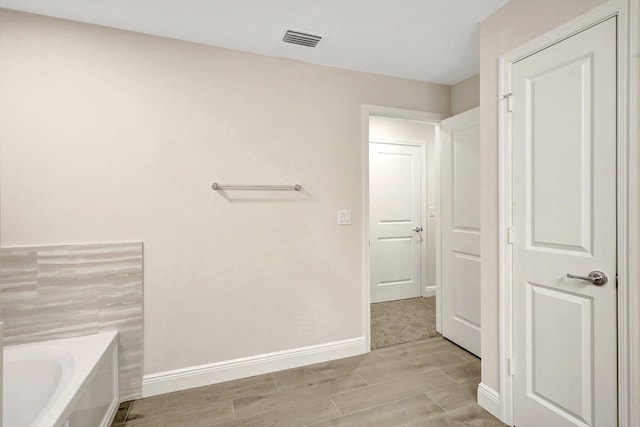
[[283, 29, 324, 48]]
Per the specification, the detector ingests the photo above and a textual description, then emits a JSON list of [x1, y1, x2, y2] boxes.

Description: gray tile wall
[[0, 242, 143, 400]]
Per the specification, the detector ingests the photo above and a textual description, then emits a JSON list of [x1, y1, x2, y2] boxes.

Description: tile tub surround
[[0, 242, 143, 400], [113, 336, 505, 426]]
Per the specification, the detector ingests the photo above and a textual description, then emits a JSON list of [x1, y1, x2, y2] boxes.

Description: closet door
[[510, 18, 617, 427]]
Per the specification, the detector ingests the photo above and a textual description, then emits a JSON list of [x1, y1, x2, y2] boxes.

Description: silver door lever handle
[[413, 227, 423, 232], [566, 271, 608, 286]]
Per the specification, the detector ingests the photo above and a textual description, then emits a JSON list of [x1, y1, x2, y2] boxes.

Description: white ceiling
[[0, 0, 509, 85]]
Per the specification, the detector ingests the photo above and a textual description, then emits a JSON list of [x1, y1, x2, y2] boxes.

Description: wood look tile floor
[[112, 336, 505, 426]]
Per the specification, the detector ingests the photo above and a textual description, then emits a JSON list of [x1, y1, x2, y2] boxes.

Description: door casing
[[497, 1, 639, 426], [362, 105, 448, 350]]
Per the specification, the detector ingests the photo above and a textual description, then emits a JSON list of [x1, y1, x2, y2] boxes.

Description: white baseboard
[[477, 383, 502, 421], [142, 337, 367, 398], [423, 286, 436, 297]]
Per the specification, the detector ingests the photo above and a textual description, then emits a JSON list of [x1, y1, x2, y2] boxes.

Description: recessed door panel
[[451, 229, 480, 255], [527, 284, 592, 424], [371, 152, 414, 223], [452, 253, 481, 330], [375, 237, 413, 286], [528, 57, 593, 253], [453, 126, 481, 230]]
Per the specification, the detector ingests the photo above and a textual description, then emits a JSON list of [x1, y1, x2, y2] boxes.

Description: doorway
[[363, 106, 447, 351]]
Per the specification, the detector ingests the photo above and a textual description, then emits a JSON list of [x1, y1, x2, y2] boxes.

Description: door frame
[[497, 1, 640, 426], [362, 105, 448, 350]]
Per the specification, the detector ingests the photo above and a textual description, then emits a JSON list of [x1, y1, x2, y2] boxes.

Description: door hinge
[[503, 92, 514, 112], [507, 227, 515, 244], [508, 358, 516, 376]]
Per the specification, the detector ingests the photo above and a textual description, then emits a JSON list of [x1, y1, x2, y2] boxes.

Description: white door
[[511, 18, 617, 427], [369, 142, 423, 303], [440, 107, 481, 356]]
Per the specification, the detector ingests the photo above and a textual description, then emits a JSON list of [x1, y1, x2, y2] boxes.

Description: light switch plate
[[338, 209, 352, 225]]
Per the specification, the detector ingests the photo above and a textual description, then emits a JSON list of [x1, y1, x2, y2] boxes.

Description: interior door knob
[[566, 270, 608, 286]]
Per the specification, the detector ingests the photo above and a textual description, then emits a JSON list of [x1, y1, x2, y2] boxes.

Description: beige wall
[[479, 0, 609, 393], [0, 9, 450, 375], [451, 74, 480, 115]]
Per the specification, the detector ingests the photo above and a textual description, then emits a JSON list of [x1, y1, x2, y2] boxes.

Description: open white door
[[369, 142, 423, 303], [510, 17, 617, 427], [440, 107, 481, 356]]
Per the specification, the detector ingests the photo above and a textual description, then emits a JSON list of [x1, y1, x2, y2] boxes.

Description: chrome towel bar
[[212, 183, 302, 191]]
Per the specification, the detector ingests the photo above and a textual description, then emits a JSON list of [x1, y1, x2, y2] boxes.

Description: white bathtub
[[3, 332, 120, 427]]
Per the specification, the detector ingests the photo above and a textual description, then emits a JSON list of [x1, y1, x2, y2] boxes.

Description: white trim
[[498, 47, 515, 427], [434, 124, 443, 333], [142, 337, 367, 398], [362, 105, 448, 123], [362, 107, 372, 352], [620, 0, 640, 423], [628, 0, 640, 423], [616, 1, 634, 425], [369, 137, 427, 146], [477, 383, 502, 421], [423, 285, 436, 298], [498, 1, 637, 426], [362, 105, 448, 350]]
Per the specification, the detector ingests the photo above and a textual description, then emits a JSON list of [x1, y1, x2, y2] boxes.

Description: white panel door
[[511, 18, 617, 427], [369, 142, 423, 303], [440, 107, 481, 356]]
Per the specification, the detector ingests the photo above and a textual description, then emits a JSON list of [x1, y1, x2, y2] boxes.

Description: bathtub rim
[[3, 331, 120, 427]]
